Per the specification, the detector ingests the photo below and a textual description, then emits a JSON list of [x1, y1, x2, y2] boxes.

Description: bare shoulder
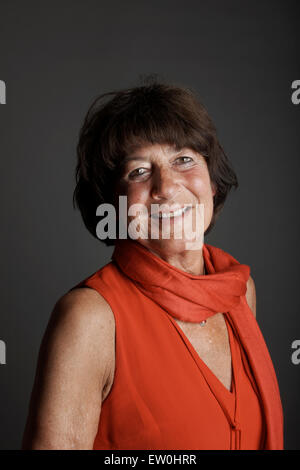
[[51, 286, 115, 373], [53, 287, 115, 333], [245, 275, 257, 318]]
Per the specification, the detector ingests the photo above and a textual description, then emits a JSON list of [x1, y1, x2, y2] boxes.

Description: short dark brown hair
[[73, 79, 238, 246]]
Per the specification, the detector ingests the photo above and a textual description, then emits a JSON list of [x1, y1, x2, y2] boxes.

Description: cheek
[[186, 172, 213, 199], [119, 182, 150, 208], [186, 173, 214, 227]]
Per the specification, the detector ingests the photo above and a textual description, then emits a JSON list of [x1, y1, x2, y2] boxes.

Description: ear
[[211, 182, 217, 197]]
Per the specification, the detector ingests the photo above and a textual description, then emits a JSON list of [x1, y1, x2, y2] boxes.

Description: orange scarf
[[112, 240, 250, 322]]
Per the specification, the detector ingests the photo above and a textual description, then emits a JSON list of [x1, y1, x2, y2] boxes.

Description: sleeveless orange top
[[71, 239, 284, 450]]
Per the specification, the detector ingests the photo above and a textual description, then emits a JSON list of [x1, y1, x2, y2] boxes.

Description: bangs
[[100, 89, 210, 172]]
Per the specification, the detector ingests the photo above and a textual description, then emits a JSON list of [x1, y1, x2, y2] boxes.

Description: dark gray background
[[0, 0, 299, 450]]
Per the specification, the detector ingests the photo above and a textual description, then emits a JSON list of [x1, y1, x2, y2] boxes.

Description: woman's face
[[116, 143, 216, 255]]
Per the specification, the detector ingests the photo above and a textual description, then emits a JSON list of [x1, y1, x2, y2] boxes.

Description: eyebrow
[[122, 148, 191, 165], [122, 155, 148, 164]]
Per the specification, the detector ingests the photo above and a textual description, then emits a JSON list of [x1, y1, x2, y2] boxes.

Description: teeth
[[152, 206, 191, 219]]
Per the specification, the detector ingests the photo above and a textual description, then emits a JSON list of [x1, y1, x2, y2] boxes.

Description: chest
[[173, 313, 233, 391]]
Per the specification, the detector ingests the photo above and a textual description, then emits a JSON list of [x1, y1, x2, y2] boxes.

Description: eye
[[128, 168, 149, 180], [174, 156, 194, 165]]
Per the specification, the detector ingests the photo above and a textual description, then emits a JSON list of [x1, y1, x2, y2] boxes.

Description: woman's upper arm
[[22, 287, 115, 450], [245, 275, 257, 318]]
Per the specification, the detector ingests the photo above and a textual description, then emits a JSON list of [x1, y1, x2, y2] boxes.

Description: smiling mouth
[[151, 205, 192, 219]]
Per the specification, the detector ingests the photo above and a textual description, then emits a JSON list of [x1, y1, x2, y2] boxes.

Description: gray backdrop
[[0, 0, 299, 450]]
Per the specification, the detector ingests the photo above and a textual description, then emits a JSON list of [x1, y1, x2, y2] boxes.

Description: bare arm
[[246, 275, 257, 318], [22, 287, 115, 450]]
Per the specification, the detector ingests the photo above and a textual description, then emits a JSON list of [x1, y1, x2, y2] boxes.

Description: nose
[[150, 167, 180, 201]]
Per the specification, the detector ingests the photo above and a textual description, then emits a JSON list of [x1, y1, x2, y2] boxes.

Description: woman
[[22, 81, 284, 450]]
